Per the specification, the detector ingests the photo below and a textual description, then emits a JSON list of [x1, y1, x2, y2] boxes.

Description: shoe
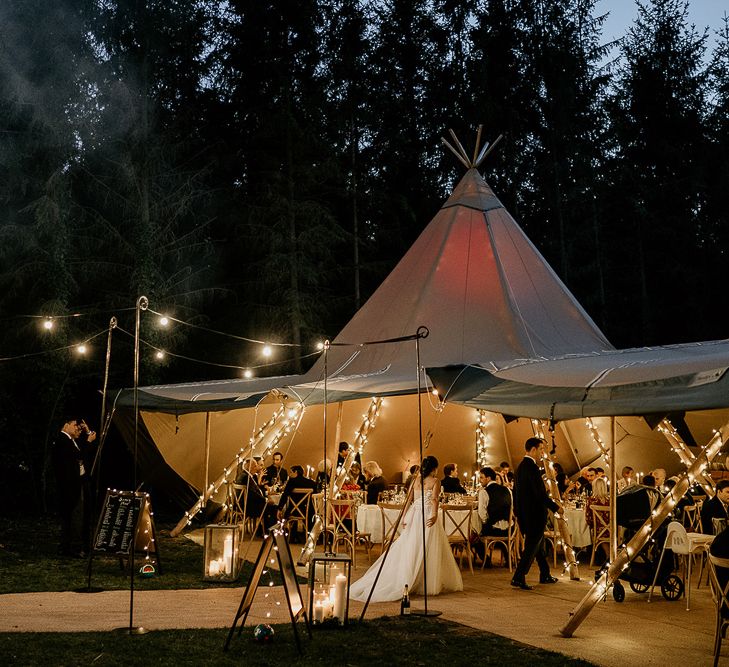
[[540, 575, 558, 584], [510, 579, 533, 590]]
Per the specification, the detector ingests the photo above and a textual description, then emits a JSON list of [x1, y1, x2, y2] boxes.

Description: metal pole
[[610, 417, 617, 562], [128, 296, 148, 635], [323, 341, 330, 554]]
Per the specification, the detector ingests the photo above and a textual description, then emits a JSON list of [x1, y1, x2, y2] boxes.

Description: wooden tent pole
[[558, 422, 582, 471], [658, 418, 715, 497], [560, 421, 728, 637], [203, 412, 212, 504]]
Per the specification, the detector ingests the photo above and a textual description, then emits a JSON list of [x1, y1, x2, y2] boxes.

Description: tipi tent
[[112, 138, 729, 512]]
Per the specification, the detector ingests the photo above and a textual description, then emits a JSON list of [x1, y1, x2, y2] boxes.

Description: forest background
[[1, 0, 728, 514]]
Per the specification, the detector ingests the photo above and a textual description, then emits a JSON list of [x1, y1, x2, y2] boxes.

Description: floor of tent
[[0, 533, 720, 666]]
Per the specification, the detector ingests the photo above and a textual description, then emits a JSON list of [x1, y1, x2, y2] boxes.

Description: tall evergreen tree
[[604, 0, 708, 345]]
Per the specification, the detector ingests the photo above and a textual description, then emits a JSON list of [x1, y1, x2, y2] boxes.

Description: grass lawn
[[0, 516, 286, 593], [0, 616, 594, 666]]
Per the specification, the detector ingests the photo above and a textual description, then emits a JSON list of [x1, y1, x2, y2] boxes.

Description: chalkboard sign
[[92, 490, 159, 564], [224, 524, 310, 653]]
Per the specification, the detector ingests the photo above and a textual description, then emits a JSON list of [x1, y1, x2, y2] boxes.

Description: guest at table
[[336, 441, 361, 471], [663, 477, 694, 523], [556, 472, 570, 497], [585, 477, 610, 562], [364, 460, 388, 504], [576, 467, 596, 496], [499, 461, 514, 489], [617, 466, 635, 493], [641, 474, 656, 488], [651, 468, 667, 491], [315, 458, 332, 493], [348, 461, 367, 489], [235, 457, 277, 528], [702, 480, 729, 534], [441, 463, 467, 494], [512, 437, 559, 590], [405, 464, 420, 489], [478, 467, 511, 536], [263, 451, 288, 489], [277, 465, 317, 540], [594, 467, 605, 479]]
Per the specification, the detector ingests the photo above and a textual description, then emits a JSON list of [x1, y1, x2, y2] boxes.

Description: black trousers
[[513, 529, 551, 582]]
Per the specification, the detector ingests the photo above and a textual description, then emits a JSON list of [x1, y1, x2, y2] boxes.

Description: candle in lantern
[[209, 560, 220, 576], [313, 600, 324, 623], [223, 535, 233, 574], [333, 573, 347, 622]]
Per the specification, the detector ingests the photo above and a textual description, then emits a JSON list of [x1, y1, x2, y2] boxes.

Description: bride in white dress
[[349, 456, 463, 602]]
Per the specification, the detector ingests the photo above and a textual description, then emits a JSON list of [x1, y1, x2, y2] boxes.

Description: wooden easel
[[224, 523, 311, 654]]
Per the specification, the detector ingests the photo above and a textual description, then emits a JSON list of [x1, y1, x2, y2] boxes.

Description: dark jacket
[[441, 476, 467, 494], [366, 475, 388, 505], [513, 456, 558, 534], [702, 496, 729, 534], [484, 482, 512, 529], [234, 469, 267, 518], [278, 475, 317, 511], [263, 464, 288, 488], [51, 433, 85, 512]]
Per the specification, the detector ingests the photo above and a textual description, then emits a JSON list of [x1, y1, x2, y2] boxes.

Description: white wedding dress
[[349, 488, 463, 602]]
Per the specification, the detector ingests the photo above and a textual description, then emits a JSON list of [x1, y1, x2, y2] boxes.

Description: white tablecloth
[[562, 507, 592, 548], [356, 504, 482, 544]]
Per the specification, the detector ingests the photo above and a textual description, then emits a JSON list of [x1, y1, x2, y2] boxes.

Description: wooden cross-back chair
[[327, 498, 358, 566], [378, 502, 404, 554], [482, 507, 520, 572], [283, 489, 312, 537], [589, 505, 611, 567], [709, 553, 729, 667], [442, 504, 474, 574]]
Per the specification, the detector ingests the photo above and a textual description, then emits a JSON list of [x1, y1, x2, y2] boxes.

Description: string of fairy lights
[[2, 304, 328, 377]]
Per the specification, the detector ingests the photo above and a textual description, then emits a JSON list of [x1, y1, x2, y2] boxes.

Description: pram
[[607, 486, 684, 603]]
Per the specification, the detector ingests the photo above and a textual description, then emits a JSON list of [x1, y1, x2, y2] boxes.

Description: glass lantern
[[308, 552, 351, 626], [203, 523, 243, 582]]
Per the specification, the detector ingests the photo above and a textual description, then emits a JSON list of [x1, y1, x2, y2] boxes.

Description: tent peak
[[441, 125, 503, 170]]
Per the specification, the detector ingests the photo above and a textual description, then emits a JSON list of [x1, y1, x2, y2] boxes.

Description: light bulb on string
[[316, 341, 324, 351], [262, 345, 273, 358], [43, 318, 54, 331], [76, 344, 87, 355], [155, 350, 166, 360], [159, 316, 170, 327], [243, 369, 253, 379]]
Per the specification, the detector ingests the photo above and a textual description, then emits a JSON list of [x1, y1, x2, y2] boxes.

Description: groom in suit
[[511, 437, 559, 590]]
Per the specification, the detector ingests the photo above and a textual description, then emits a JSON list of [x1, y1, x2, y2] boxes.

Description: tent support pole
[[560, 420, 729, 637], [610, 417, 617, 562], [658, 419, 715, 497], [203, 412, 211, 505], [559, 422, 582, 472]]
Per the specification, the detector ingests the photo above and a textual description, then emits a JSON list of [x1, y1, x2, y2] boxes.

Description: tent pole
[[203, 412, 211, 505], [323, 341, 330, 554], [558, 422, 582, 472], [610, 417, 617, 562]]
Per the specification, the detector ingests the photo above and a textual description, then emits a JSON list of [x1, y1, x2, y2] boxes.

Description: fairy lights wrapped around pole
[[560, 421, 729, 637], [658, 418, 715, 497], [585, 418, 610, 467], [352, 397, 383, 458], [532, 420, 580, 581], [476, 410, 490, 467], [170, 404, 294, 537]]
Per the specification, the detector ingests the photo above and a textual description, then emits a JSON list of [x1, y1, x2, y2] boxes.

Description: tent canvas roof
[[118, 167, 729, 419]]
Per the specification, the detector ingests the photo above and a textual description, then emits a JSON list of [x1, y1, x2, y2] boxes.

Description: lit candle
[[313, 601, 324, 623], [209, 560, 219, 576], [223, 535, 233, 574], [333, 573, 347, 623]]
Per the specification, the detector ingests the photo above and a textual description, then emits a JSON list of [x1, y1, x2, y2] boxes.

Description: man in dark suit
[[262, 451, 288, 489], [702, 480, 729, 534], [51, 417, 97, 557], [235, 457, 277, 529], [511, 437, 559, 590], [441, 462, 467, 494]]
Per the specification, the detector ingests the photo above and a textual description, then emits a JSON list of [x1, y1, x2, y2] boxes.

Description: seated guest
[[617, 466, 635, 493], [594, 467, 605, 479], [277, 465, 317, 541], [405, 464, 420, 489], [346, 461, 366, 488], [641, 474, 656, 488], [702, 480, 729, 534], [556, 472, 570, 497], [478, 467, 511, 536], [664, 477, 694, 523], [650, 468, 667, 491], [498, 461, 514, 489], [585, 477, 610, 531], [441, 462, 467, 494], [363, 460, 387, 504], [235, 457, 277, 528], [315, 458, 332, 493], [263, 451, 288, 489], [576, 467, 596, 495], [474, 467, 512, 564], [336, 441, 361, 470]]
